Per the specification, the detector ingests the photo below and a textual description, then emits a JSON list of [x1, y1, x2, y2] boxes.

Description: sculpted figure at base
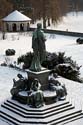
[[30, 23, 46, 72], [10, 74, 28, 99], [48, 71, 67, 101], [28, 78, 44, 108]]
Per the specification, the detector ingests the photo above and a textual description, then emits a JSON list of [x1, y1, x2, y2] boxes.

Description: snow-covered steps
[[57, 114, 83, 125], [4, 98, 70, 113], [1, 101, 73, 118], [0, 99, 83, 125], [48, 110, 83, 125]]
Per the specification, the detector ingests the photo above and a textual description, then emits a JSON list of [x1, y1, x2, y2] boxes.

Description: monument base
[[26, 69, 50, 90], [1, 98, 82, 125]]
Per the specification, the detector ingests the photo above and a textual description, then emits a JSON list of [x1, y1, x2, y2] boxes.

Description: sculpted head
[[37, 23, 42, 29]]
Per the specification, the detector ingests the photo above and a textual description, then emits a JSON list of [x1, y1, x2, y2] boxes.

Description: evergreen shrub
[[17, 51, 82, 83]]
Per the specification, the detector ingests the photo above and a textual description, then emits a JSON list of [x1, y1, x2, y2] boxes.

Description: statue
[[30, 23, 46, 72], [10, 74, 44, 106], [49, 81, 67, 101], [28, 78, 44, 108], [10, 24, 67, 108], [10, 74, 28, 99], [48, 72, 67, 101]]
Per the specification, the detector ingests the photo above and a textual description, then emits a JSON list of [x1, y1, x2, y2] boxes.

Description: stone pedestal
[[26, 69, 50, 90]]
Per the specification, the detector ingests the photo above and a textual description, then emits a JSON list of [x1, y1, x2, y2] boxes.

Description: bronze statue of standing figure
[[30, 23, 46, 72]]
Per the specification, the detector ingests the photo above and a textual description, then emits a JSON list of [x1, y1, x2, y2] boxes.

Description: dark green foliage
[[42, 52, 70, 69], [42, 52, 58, 69], [17, 51, 82, 82], [43, 52, 81, 70], [17, 52, 33, 69], [5, 49, 16, 56], [76, 38, 83, 44], [57, 52, 66, 64], [55, 64, 82, 83]]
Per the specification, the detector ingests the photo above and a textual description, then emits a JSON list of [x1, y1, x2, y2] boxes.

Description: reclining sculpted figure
[[10, 74, 28, 99], [48, 72, 67, 101]]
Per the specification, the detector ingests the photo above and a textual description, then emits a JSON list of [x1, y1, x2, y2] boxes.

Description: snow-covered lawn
[[0, 11, 83, 124], [31, 12, 83, 33], [0, 31, 83, 103], [0, 31, 83, 102], [54, 12, 83, 33]]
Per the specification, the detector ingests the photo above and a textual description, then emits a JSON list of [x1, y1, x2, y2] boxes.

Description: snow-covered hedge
[[76, 38, 83, 44], [5, 49, 16, 56], [17, 52, 82, 83]]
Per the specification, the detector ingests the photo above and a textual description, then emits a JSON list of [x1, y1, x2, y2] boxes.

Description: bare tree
[[0, 0, 13, 18], [29, 0, 68, 28], [0, 0, 13, 31]]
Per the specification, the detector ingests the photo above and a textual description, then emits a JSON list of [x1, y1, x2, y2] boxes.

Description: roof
[[2, 10, 31, 22]]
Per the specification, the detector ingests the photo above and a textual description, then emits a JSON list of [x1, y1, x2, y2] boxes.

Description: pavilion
[[2, 10, 31, 32]]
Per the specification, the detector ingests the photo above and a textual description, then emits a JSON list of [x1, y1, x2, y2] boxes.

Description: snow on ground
[[0, 119, 10, 125], [0, 31, 83, 103], [53, 11, 83, 33], [46, 34, 83, 77], [0, 66, 27, 103], [0, 32, 32, 64], [31, 11, 83, 33], [0, 12, 83, 124]]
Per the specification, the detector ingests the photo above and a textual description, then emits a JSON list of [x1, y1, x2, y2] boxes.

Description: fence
[[29, 28, 83, 37]]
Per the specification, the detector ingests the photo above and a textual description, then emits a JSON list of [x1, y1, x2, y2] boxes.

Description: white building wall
[[4, 21, 30, 32]]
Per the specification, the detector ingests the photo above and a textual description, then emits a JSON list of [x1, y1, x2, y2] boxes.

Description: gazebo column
[[24, 22, 27, 31], [9, 23, 13, 31], [3, 22, 7, 32], [6, 23, 9, 31], [27, 22, 30, 30], [17, 22, 20, 31]]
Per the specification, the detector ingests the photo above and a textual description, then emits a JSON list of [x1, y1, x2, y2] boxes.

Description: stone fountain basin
[[18, 90, 57, 104]]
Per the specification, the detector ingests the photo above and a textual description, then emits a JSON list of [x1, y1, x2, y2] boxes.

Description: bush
[[55, 63, 81, 82], [17, 51, 82, 82], [5, 49, 16, 56], [42, 52, 76, 69], [42, 52, 58, 69], [17, 52, 33, 69], [76, 38, 83, 44], [1, 62, 7, 66]]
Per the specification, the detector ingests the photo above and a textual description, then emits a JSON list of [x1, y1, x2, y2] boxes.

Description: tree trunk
[[48, 18, 50, 26], [43, 18, 46, 29]]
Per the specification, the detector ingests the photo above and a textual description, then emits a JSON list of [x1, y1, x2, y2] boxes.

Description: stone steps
[[6, 99, 69, 112], [45, 106, 82, 124], [49, 111, 82, 125], [0, 114, 19, 125], [1, 103, 74, 118], [57, 114, 83, 125], [0, 106, 82, 125], [1, 100, 73, 118], [0, 98, 83, 125]]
